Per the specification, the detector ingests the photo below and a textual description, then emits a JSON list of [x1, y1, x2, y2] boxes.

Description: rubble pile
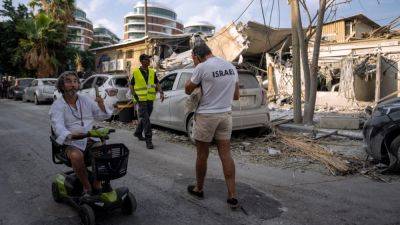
[[278, 132, 354, 175]]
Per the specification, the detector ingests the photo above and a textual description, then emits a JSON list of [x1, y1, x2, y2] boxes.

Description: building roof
[[90, 37, 146, 51], [324, 14, 380, 29], [134, 1, 175, 13], [184, 21, 215, 28]]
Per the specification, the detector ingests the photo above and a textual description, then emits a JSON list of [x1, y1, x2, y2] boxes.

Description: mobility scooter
[[50, 127, 136, 225]]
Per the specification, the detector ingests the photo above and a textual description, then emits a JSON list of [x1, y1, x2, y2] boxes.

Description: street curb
[[277, 123, 364, 140]]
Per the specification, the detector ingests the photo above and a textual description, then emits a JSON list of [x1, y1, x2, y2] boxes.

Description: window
[[160, 73, 177, 91], [176, 72, 192, 90], [19, 79, 33, 87], [95, 77, 107, 87], [82, 77, 95, 89], [42, 80, 56, 86], [112, 77, 129, 87], [238, 73, 259, 89], [126, 50, 133, 59], [345, 21, 353, 37]]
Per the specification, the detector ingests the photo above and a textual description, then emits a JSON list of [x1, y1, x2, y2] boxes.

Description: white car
[[151, 68, 270, 142], [53, 74, 130, 114], [23, 78, 57, 104]]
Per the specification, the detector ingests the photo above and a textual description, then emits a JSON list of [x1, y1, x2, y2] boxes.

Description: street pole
[[375, 53, 382, 103], [290, 0, 302, 124], [144, 0, 149, 54], [144, 0, 148, 37]]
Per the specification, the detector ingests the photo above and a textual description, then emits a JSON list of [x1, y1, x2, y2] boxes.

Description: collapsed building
[[91, 13, 400, 108]]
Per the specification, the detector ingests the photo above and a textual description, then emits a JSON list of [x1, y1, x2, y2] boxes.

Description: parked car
[[150, 68, 270, 142], [54, 74, 130, 114], [8, 78, 34, 100], [363, 97, 400, 172], [23, 78, 57, 104]]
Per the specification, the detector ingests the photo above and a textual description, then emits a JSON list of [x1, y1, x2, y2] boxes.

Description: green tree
[[15, 0, 75, 77], [17, 12, 66, 77], [0, 0, 32, 77]]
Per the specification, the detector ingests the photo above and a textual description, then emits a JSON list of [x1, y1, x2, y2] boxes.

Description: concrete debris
[[158, 21, 291, 72], [266, 147, 281, 156], [240, 142, 252, 152], [318, 116, 360, 130], [278, 132, 353, 175]]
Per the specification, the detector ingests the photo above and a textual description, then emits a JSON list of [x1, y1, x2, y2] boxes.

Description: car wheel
[[34, 94, 40, 105], [389, 135, 400, 169], [186, 115, 195, 144], [22, 95, 27, 102]]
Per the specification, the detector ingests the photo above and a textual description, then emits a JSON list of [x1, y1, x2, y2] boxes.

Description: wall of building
[[321, 20, 345, 43], [93, 41, 148, 75], [354, 22, 374, 39]]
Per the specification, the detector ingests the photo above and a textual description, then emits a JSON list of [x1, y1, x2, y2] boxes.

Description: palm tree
[[18, 12, 65, 77], [29, 0, 75, 23]]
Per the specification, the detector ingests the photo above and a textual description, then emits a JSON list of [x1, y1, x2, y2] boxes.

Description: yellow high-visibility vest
[[132, 68, 156, 102]]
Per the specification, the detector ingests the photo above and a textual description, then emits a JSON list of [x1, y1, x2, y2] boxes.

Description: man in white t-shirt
[[185, 43, 240, 209], [50, 71, 111, 196]]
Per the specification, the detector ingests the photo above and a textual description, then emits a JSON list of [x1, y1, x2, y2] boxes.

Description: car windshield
[[19, 79, 33, 86], [112, 77, 128, 87], [238, 73, 259, 89], [42, 80, 56, 86]]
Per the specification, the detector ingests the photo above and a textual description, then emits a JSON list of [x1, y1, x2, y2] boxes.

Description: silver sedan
[[23, 78, 57, 104], [150, 68, 270, 142]]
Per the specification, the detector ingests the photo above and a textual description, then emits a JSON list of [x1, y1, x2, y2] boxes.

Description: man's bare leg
[[194, 140, 210, 192], [67, 148, 91, 192], [216, 139, 236, 199]]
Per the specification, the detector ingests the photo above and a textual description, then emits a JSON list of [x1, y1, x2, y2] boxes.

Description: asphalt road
[[1, 99, 399, 225]]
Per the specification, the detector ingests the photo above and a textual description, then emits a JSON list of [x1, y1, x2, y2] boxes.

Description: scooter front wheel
[[80, 204, 95, 225], [121, 192, 137, 215], [51, 182, 62, 203]]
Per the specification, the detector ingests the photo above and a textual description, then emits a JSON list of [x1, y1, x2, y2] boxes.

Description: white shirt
[[191, 56, 239, 114], [49, 94, 111, 151]]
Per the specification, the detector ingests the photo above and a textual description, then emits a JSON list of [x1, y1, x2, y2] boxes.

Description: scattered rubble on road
[[98, 117, 398, 182]]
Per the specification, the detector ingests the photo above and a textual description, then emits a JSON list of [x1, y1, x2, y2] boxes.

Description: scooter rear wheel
[[121, 192, 137, 215], [51, 182, 62, 203], [80, 204, 95, 225]]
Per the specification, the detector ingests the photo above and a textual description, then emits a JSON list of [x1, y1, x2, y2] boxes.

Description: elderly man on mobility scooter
[[49, 71, 136, 225], [50, 71, 111, 196]]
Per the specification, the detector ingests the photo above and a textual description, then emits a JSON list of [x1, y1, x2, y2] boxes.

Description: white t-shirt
[[49, 94, 111, 150], [191, 56, 239, 114]]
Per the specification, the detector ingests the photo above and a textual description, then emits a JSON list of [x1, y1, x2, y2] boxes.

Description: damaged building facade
[[268, 14, 400, 108], [91, 13, 399, 109]]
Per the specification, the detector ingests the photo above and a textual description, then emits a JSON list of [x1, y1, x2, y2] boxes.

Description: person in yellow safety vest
[[130, 54, 164, 149]]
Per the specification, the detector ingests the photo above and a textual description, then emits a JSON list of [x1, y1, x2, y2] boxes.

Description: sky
[[6, 0, 400, 40]]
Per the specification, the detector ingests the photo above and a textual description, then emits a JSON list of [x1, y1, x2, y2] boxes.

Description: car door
[[168, 71, 192, 131], [27, 80, 37, 101], [150, 73, 177, 127], [80, 76, 96, 98]]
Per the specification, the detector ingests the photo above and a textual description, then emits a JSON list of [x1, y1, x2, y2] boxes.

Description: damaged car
[[151, 68, 270, 142], [363, 97, 400, 172]]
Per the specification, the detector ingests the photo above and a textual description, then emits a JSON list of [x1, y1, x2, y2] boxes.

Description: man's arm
[[130, 77, 139, 102], [155, 75, 165, 102], [185, 79, 198, 95], [233, 82, 240, 100]]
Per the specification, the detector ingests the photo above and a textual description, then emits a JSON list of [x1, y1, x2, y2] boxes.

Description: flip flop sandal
[[227, 198, 240, 210], [187, 185, 204, 199]]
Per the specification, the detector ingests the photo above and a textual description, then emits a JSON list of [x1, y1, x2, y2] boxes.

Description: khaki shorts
[[193, 112, 232, 142]]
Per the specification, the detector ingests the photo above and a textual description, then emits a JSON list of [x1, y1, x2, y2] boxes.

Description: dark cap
[[139, 54, 152, 61]]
